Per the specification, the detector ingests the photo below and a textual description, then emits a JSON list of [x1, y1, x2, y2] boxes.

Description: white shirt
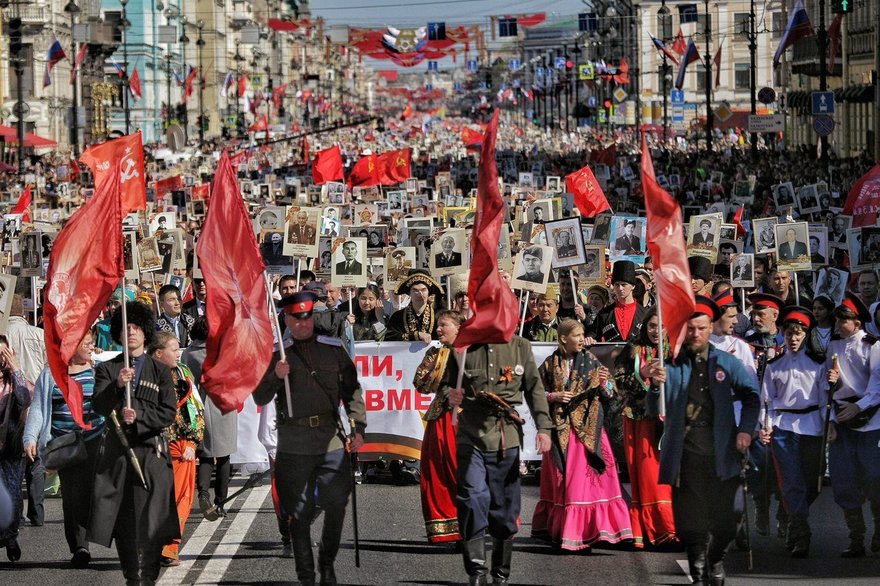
[[710, 334, 758, 426], [762, 349, 827, 436], [4, 316, 47, 384], [826, 330, 880, 431]]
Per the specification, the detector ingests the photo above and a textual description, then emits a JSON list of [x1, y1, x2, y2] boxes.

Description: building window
[[697, 14, 712, 32], [772, 12, 785, 39], [104, 11, 123, 44], [734, 13, 750, 41], [696, 64, 707, 92], [735, 63, 750, 89]]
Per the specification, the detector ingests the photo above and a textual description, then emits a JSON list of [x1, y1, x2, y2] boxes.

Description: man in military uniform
[[254, 291, 366, 586], [761, 306, 826, 557], [649, 296, 760, 586], [825, 293, 880, 557], [442, 336, 553, 585]]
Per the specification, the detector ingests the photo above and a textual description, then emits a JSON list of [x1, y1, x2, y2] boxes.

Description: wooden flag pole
[[119, 276, 132, 409], [264, 272, 293, 418], [518, 290, 530, 336], [654, 295, 666, 418]]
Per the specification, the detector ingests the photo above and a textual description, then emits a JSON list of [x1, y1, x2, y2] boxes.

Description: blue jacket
[[647, 344, 760, 484], [23, 367, 61, 450]]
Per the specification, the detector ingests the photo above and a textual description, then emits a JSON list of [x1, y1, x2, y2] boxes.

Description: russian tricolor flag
[[773, 0, 814, 68], [650, 34, 680, 66], [674, 38, 701, 90], [47, 37, 67, 68]]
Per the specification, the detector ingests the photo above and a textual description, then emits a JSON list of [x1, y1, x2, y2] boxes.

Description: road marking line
[[677, 559, 692, 582], [158, 485, 271, 586]]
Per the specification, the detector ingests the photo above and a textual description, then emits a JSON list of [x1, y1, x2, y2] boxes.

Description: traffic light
[[830, 0, 853, 13], [484, 71, 492, 89], [8, 17, 22, 57]]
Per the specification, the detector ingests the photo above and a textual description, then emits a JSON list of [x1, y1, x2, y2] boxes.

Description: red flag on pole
[[183, 67, 198, 102], [301, 134, 310, 163], [44, 161, 124, 429], [129, 68, 143, 100], [713, 41, 723, 88], [248, 115, 268, 132], [827, 13, 843, 74], [197, 153, 273, 413], [842, 164, 880, 227], [732, 206, 747, 238], [348, 154, 380, 187], [565, 165, 610, 218], [80, 132, 147, 213], [12, 185, 32, 223], [238, 73, 249, 97], [377, 148, 411, 185], [312, 146, 344, 185], [640, 133, 694, 357], [673, 28, 687, 55], [454, 110, 519, 348], [461, 127, 484, 147]]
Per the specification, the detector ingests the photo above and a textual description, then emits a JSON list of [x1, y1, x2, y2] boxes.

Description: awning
[[4, 132, 58, 148]]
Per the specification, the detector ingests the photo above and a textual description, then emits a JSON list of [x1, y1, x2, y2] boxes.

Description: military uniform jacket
[[646, 345, 760, 485], [588, 302, 649, 343], [826, 330, 880, 431], [254, 336, 366, 455], [440, 336, 553, 452], [89, 354, 179, 548]]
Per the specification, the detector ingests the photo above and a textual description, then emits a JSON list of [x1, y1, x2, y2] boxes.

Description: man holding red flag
[[440, 110, 552, 586]]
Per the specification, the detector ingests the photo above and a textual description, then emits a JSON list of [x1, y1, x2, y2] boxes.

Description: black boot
[[841, 508, 866, 558], [292, 530, 316, 586], [754, 500, 770, 536], [787, 514, 811, 558], [776, 506, 789, 540], [317, 523, 342, 586], [490, 537, 513, 586], [462, 537, 488, 586], [686, 545, 708, 585], [707, 542, 727, 586]]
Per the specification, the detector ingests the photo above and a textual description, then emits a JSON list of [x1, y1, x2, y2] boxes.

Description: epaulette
[[863, 334, 878, 346], [317, 335, 343, 347]]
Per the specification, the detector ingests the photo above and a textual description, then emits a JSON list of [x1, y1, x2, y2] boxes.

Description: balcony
[[19, 5, 47, 32]]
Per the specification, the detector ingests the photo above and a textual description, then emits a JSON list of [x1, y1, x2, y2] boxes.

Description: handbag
[[44, 430, 88, 471]]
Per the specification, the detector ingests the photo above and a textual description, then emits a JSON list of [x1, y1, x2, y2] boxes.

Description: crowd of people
[[0, 112, 878, 585]]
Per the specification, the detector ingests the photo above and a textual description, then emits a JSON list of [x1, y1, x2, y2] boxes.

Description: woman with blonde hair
[[532, 319, 632, 550]]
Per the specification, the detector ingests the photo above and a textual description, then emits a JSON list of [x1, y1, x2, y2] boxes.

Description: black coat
[[88, 353, 179, 548], [588, 302, 650, 343]]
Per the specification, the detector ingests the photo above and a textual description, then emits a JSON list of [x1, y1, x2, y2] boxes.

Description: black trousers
[[57, 438, 100, 553], [25, 452, 45, 525], [673, 450, 740, 562], [196, 455, 231, 506]]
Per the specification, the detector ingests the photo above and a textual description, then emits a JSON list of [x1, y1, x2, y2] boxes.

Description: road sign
[[427, 61, 438, 71], [509, 59, 520, 71], [425, 83, 433, 90], [453, 82, 462, 91], [613, 87, 627, 103], [555, 56, 566, 69], [715, 101, 733, 122], [535, 66, 545, 77], [758, 86, 776, 105], [671, 89, 685, 104], [672, 106, 684, 122], [587, 96, 597, 107], [578, 63, 594, 81], [811, 91, 835, 115], [748, 114, 784, 133], [813, 114, 835, 137], [467, 60, 478, 72]]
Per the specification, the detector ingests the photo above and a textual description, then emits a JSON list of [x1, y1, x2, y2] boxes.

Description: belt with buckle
[[288, 414, 332, 428]]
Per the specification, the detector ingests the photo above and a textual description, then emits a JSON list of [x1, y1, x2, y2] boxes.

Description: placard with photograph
[[527, 199, 553, 225], [149, 211, 176, 236], [497, 223, 513, 271], [352, 204, 379, 226], [324, 181, 347, 204], [608, 216, 646, 263], [137, 236, 163, 273], [590, 212, 612, 244], [283, 206, 321, 258], [860, 226, 880, 268], [123, 231, 139, 279], [2, 214, 23, 252], [847, 227, 866, 271], [259, 229, 290, 272], [511, 244, 553, 294], [828, 214, 851, 249], [164, 274, 189, 297], [385, 247, 416, 287], [774, 222, 811, 272], [719, 223, 737, 242], [797, 184, 821, 215], [430, 228, 467, 277], [808, 225, 829, 266], [752, 217, 779, 255], [330, 237, 368, 288], [546, 176, 562, 192], [0, 273, 17, 334], [773, 182, 796, 211], [545, 217, 586, 269], [730, 253, 754, 288], [19, 232, 43, 277], [814, 267, 848, 305], [578, 246, 606, 286], [687, 213, 722, 263]]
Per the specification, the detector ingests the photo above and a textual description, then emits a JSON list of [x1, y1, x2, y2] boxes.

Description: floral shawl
[[613, 344, 657, 420], [539, 349, 611, 474], [413, 345, 453, 421]]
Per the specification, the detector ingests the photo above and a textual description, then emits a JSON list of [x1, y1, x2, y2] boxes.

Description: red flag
[[348, 154, 380, 187], [640, 134, 694, 357], [377, 148, 411, 185], [184, 67, 198, 102], [589, 144, 617, 166], [565, 166, 610, 218], [44, 161, 124, 428], [301, 134, 310, 163], [401, 103, 413, 119], [732, 207, 747, 238], [129, 68, 143, 100], [238, 73, 249, 97], [613, 58, 630, 85], [68, 157, 81, 183], [154, 175, 183, 199], [454, 110, 519, 348], [191, 183, 210, 201], [248, 115, 269, 132], [272, 83, 288, 109], [80, 132, 147, 213], [673, 28, 687, 55], [843, 164, 880, 227], [69, 42, 88, 85], [461, 127, 484, 146], [12, 185, 32, 223], [197, 153, 273, 413], [828, 13, 843, 73], [713, 42, 723, 88], [312, 146, 344, 185]]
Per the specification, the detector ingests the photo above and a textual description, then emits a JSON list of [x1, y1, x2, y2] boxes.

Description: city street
[[4, 471, 879, 585]]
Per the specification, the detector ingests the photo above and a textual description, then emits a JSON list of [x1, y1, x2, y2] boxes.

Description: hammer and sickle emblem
[[120, 148, 139, 184]]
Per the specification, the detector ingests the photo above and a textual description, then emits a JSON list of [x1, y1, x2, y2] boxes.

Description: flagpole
[[119, 276, 132, 409], [295, 257, 301, 292], [264, 272, 292, 418], [446, 275, 452, 310], [518, 290, 530, 337], [654, 295, 666, 419], [31, 277, 38, 327]]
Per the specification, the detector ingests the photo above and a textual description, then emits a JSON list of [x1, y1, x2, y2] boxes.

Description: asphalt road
[[3, 471, 880, 585]]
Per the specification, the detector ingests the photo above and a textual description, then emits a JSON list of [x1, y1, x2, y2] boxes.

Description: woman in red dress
[[413, 310, 464, 544]]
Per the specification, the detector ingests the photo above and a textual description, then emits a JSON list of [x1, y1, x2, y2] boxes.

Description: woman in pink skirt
[[532, 319, 633, 551]]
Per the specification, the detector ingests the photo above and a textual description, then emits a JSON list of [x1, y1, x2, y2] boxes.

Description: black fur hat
[[111, 301, 157, 346]]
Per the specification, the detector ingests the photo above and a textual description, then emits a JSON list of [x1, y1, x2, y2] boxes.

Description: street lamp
[[119, 0, 131, 134], [196, 19, 205, 143], [64, 0, 81, 156], [233, 40, 245, 138], [179, 16, 190, 143], [658, 1, 671, 141]]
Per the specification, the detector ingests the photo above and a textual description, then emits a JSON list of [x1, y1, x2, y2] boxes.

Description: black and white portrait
[[814, 267, 848, 305], [591, 213, 613, 244], [808, 226, 829, 266], [730, 253, 754, 288], [545, 217, 586, 269], [431, 228, 466, 277], [797, 184, 821, 215], [578, 245, 606, 286], [511, 244, 552, 294], [752, 217, 779, 255], [773, 182, 796, 210], [19, 232, 43, 277]]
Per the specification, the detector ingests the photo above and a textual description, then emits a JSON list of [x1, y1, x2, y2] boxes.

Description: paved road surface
[[3, 472, 879, 585]]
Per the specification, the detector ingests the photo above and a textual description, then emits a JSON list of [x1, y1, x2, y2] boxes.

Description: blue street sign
[[453, 82, 462, 91], [427, 61, 438, 71], [535, 66, 545, 77], [509, 59, 520, 71], [813, 114, 835, 137], [587, 96, 596, 107], [467, 60, 478, 72], [671, 89, 685, 103], [480, 82, 488, 90], [425, 83, 433, 90], [811, 91, 835, 115], [555, 56, 566, 69], [512, 79, 520, 88]]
